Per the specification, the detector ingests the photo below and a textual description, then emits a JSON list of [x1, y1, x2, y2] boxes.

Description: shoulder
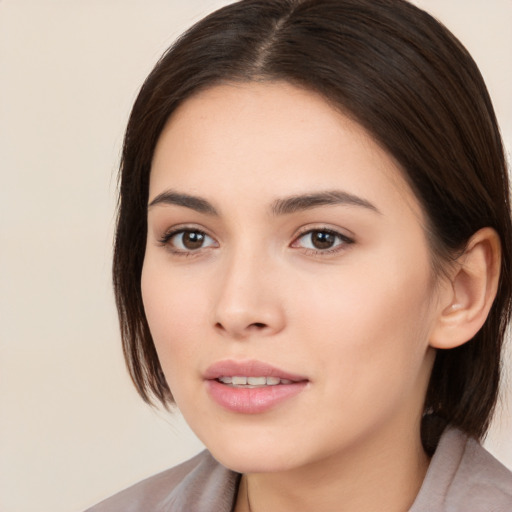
[[449, 432, 512, 511], [411, 428, 512, 512], [84, 450, 240, 512]]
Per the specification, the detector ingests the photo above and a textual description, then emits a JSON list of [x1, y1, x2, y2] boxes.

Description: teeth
[[247, 376, 266, 385], [217, 376, 293, 387]]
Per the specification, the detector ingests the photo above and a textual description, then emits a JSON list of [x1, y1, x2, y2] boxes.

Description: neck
[[235, 422, 430, 512]]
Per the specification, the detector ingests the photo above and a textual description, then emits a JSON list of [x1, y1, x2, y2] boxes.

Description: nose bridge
[[212, 238, 284, 338]]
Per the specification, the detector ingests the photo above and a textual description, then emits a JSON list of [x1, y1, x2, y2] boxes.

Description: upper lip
[[204, 359, 308, 382]]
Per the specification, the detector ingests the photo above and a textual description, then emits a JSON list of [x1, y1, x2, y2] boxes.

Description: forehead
[[150, 81, 422, 220]]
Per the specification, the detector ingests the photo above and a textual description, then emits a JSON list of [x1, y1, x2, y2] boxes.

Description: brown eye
[[310, 231, 336, 249], [181, 231, 206, 249], [166, 230, 216, 251], [293, 229, 353, 253]]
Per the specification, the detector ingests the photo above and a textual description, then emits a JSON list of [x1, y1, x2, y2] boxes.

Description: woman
[[87, 0, 512, 510]]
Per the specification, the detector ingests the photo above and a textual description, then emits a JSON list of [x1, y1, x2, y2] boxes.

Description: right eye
[[161, 229, 217, 252]]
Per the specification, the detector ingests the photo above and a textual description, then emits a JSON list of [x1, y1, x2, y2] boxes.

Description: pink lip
[[204, 359, 307, 381], [204, 359, 308, 414]]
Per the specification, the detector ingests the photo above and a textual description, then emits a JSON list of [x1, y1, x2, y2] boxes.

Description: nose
[[212, 248, 286, 340]]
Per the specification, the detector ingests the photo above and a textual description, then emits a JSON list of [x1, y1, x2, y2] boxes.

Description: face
[[142, 82, 443, 474]]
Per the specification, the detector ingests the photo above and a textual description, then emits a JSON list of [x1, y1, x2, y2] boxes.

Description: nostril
[[214, 321, 267, 335]]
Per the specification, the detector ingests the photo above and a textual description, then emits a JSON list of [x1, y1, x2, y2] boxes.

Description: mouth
[[216, 376, 294, 387], [204, 359, 308, 385], [204, 360, 308, 414]]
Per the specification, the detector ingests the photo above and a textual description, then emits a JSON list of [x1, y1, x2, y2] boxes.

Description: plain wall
[[0, 1, 510, 511]]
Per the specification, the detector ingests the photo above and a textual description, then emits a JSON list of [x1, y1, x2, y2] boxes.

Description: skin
[[141, 82, 454, 511]]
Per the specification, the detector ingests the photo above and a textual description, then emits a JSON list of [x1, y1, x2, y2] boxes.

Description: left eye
[[293, 229, 349, 251], [168, 230, 216, 251]]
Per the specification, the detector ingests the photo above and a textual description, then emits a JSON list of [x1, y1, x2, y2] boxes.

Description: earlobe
[[429, 227, 501, 350]]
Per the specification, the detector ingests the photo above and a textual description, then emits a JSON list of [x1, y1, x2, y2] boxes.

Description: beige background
[[1, 1, 511, 511]]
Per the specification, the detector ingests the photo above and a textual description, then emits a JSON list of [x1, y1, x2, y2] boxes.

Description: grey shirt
[[86, 428, 512, 511]]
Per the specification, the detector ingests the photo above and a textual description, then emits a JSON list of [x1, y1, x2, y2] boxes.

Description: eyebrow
[[147, 189, 380, 216], [148, 191, 218, 215], [271, 190, 380, 216]]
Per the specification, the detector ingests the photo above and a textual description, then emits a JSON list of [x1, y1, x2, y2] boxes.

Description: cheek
[[294, 250, 436, 390], [141, 259, 209, 373]]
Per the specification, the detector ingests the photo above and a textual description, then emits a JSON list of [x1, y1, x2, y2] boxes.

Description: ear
[[429, 227, 501, 349]]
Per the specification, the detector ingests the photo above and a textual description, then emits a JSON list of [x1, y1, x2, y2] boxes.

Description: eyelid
[[157, 222, 214, 240], [292, 223, 355, 241]]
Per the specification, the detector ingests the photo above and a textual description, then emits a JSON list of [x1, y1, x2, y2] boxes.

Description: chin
[[200, 432, 303, 474], [212, 448, 299, 474]]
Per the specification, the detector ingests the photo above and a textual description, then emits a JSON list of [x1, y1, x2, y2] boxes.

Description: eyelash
[[158, 226, 354, 257]]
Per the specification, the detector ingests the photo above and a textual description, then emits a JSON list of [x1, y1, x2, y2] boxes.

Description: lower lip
[[206, 379, 308, 414]]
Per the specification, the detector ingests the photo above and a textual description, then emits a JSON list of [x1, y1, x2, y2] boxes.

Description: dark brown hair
[[113, 0, 512, 446]]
